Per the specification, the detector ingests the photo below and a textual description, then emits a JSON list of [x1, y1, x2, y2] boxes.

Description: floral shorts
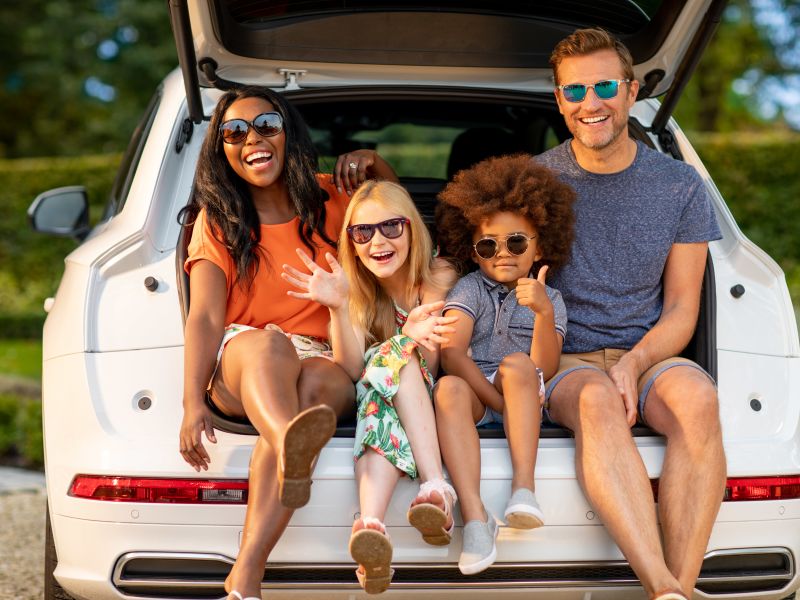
[[208, 323, 333, 388]]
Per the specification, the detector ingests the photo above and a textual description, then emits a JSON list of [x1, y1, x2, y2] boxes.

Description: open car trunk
[[175, 87, 717, 438]]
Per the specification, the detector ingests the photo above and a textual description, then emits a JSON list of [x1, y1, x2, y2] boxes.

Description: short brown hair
[[435, 154, 575, 275], [549, 28, 635, 85]]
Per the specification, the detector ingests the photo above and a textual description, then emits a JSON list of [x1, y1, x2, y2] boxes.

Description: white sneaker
[[458, 515, 499, 575], [503, 488, 545, 529]]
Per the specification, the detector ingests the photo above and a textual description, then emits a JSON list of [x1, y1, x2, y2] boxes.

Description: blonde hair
[[338, 180, 438, 345], [549, 27, 635, 86]]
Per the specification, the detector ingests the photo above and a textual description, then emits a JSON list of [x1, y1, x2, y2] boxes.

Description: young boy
[[433, 154, 575, 575]]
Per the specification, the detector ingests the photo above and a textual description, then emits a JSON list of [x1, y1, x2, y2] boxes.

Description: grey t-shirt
[[444, 270, 568, 377], [536, 140, 722, 354]]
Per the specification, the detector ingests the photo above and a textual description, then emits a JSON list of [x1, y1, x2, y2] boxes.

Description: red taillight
[[723, 476, 800, 502], [652, 475, 800, 502], [68, 475, 249, 504]]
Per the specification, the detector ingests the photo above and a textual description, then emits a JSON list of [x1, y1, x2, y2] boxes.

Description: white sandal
[[407, 478, 458, 546]]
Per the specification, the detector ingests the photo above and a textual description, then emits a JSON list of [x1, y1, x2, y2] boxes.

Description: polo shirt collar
[[479, 271, 535, 293]]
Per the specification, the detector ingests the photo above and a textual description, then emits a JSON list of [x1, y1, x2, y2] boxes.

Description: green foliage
[[0, 0, 176, 158], [0, 154, 119, 319], [668, 0, 800, 132], [0, 394, 43, 468], [0, 340, 43, 380], [691, 132, 800, 305]]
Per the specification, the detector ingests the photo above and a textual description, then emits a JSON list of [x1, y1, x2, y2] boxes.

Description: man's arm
[[609, 241, 708, 425]]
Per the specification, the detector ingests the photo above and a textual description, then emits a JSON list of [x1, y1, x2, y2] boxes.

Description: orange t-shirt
[[185, 174, 349, 339]]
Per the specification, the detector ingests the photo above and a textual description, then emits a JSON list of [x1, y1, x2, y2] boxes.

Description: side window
[[101, 87, 163, 221]]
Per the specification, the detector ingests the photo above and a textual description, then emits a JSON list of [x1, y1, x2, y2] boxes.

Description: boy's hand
[[516, 265, 552, 315]]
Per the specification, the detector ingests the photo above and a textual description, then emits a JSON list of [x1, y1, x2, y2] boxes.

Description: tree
[[674, 0, 800, 132], [0, 0, 176, 158]]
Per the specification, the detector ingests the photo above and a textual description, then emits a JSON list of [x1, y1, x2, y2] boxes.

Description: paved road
[[0, 468, 46, 600]]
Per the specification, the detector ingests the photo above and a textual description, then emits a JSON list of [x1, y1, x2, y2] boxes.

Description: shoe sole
[[279, 405, 337, 509], [350, 528, 394, 594], [504, 504, 545, 530], [407, 503, 451, 546]]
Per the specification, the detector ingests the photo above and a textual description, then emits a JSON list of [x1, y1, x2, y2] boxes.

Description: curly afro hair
[[436, 154, 575, 275]]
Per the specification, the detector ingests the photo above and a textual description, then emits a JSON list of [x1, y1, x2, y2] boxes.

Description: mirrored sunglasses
[[556, 79, 630, 103], [347, 217, 410, 244], [219, 112, 284, 144], [473, 233, 536, 260]]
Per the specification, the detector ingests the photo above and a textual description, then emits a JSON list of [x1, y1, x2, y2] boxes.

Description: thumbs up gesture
[[515, 265, 553, 315]]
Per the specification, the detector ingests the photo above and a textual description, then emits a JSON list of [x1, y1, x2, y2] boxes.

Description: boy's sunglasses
[[219, 112, 284, 144], [556, 79, 630, 103], [473, 233, 536, 260], [347, 217, 410, 244]]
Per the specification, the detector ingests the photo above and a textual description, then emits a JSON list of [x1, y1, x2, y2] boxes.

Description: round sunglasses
[[347, 217, 410, 244], [473, 233, 536, 260], [556, 79, 630, 103], [219, 112, 284, 144]]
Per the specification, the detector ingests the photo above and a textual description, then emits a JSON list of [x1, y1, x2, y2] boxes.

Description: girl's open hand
[[516, 265, 553, 315], [401, 300, 458, 352], [282, 249, 349, 310]]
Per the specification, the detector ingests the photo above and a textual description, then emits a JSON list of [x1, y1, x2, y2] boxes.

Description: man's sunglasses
[[347, 217, 410, 244], [473, 233, 536, 260], [556, 79, 630, 103], [219, 112, 284, 144]]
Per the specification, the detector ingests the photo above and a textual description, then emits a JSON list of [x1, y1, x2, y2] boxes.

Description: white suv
[[31, 1, 800, 599]]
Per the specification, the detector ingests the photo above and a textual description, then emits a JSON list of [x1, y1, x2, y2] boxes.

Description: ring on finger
[[348, 161, 358, 170]]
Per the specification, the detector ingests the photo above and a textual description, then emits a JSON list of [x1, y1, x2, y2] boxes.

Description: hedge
[[691, 132, 800, 303], [0, 136, 797, 338], [0, 154, 118, 336]]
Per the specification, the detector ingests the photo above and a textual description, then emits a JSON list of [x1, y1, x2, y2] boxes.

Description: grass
[[0, 340, 42, 469], [0, 339, 41, 381]]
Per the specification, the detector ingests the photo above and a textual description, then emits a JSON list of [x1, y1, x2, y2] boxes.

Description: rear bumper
[[52, 514, 800, 600]]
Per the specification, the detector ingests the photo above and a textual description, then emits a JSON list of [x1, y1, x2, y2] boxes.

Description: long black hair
[[180, 86, 335, 290]]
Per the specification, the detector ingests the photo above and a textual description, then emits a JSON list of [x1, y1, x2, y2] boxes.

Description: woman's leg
[[224, 437, 292, 597], [213, 331, 354, 599]]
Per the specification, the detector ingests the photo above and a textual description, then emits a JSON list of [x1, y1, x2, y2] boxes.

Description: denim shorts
[[544, 349, 714, 424], [476, 367, 545, 427]]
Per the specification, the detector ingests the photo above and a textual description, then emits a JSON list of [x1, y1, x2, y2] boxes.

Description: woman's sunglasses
[[473, 233, 536, 260], [556, 79, 630, 103], [219, 112, 284, 144], [347, 217, 410, 244]]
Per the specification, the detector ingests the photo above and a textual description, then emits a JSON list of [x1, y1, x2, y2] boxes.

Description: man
[[537, 28, 726, 600]]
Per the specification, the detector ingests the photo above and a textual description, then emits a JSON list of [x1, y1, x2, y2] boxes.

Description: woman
[[178, 86, 396, 600]]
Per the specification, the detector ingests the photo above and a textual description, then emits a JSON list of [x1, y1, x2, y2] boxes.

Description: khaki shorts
[[544, 348, 714, 424]]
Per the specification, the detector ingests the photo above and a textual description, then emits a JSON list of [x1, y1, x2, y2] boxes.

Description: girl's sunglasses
[[556, 79, 630, 103], [219, 112, 284, 144], [347, 217, 410, 244], [473, 233, 536, 260]]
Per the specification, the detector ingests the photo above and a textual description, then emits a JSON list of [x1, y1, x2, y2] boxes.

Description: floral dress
[[353, 304, 433, 479]]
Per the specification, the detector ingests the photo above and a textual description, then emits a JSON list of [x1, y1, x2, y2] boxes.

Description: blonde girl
[[282, 180, 458, 594]]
